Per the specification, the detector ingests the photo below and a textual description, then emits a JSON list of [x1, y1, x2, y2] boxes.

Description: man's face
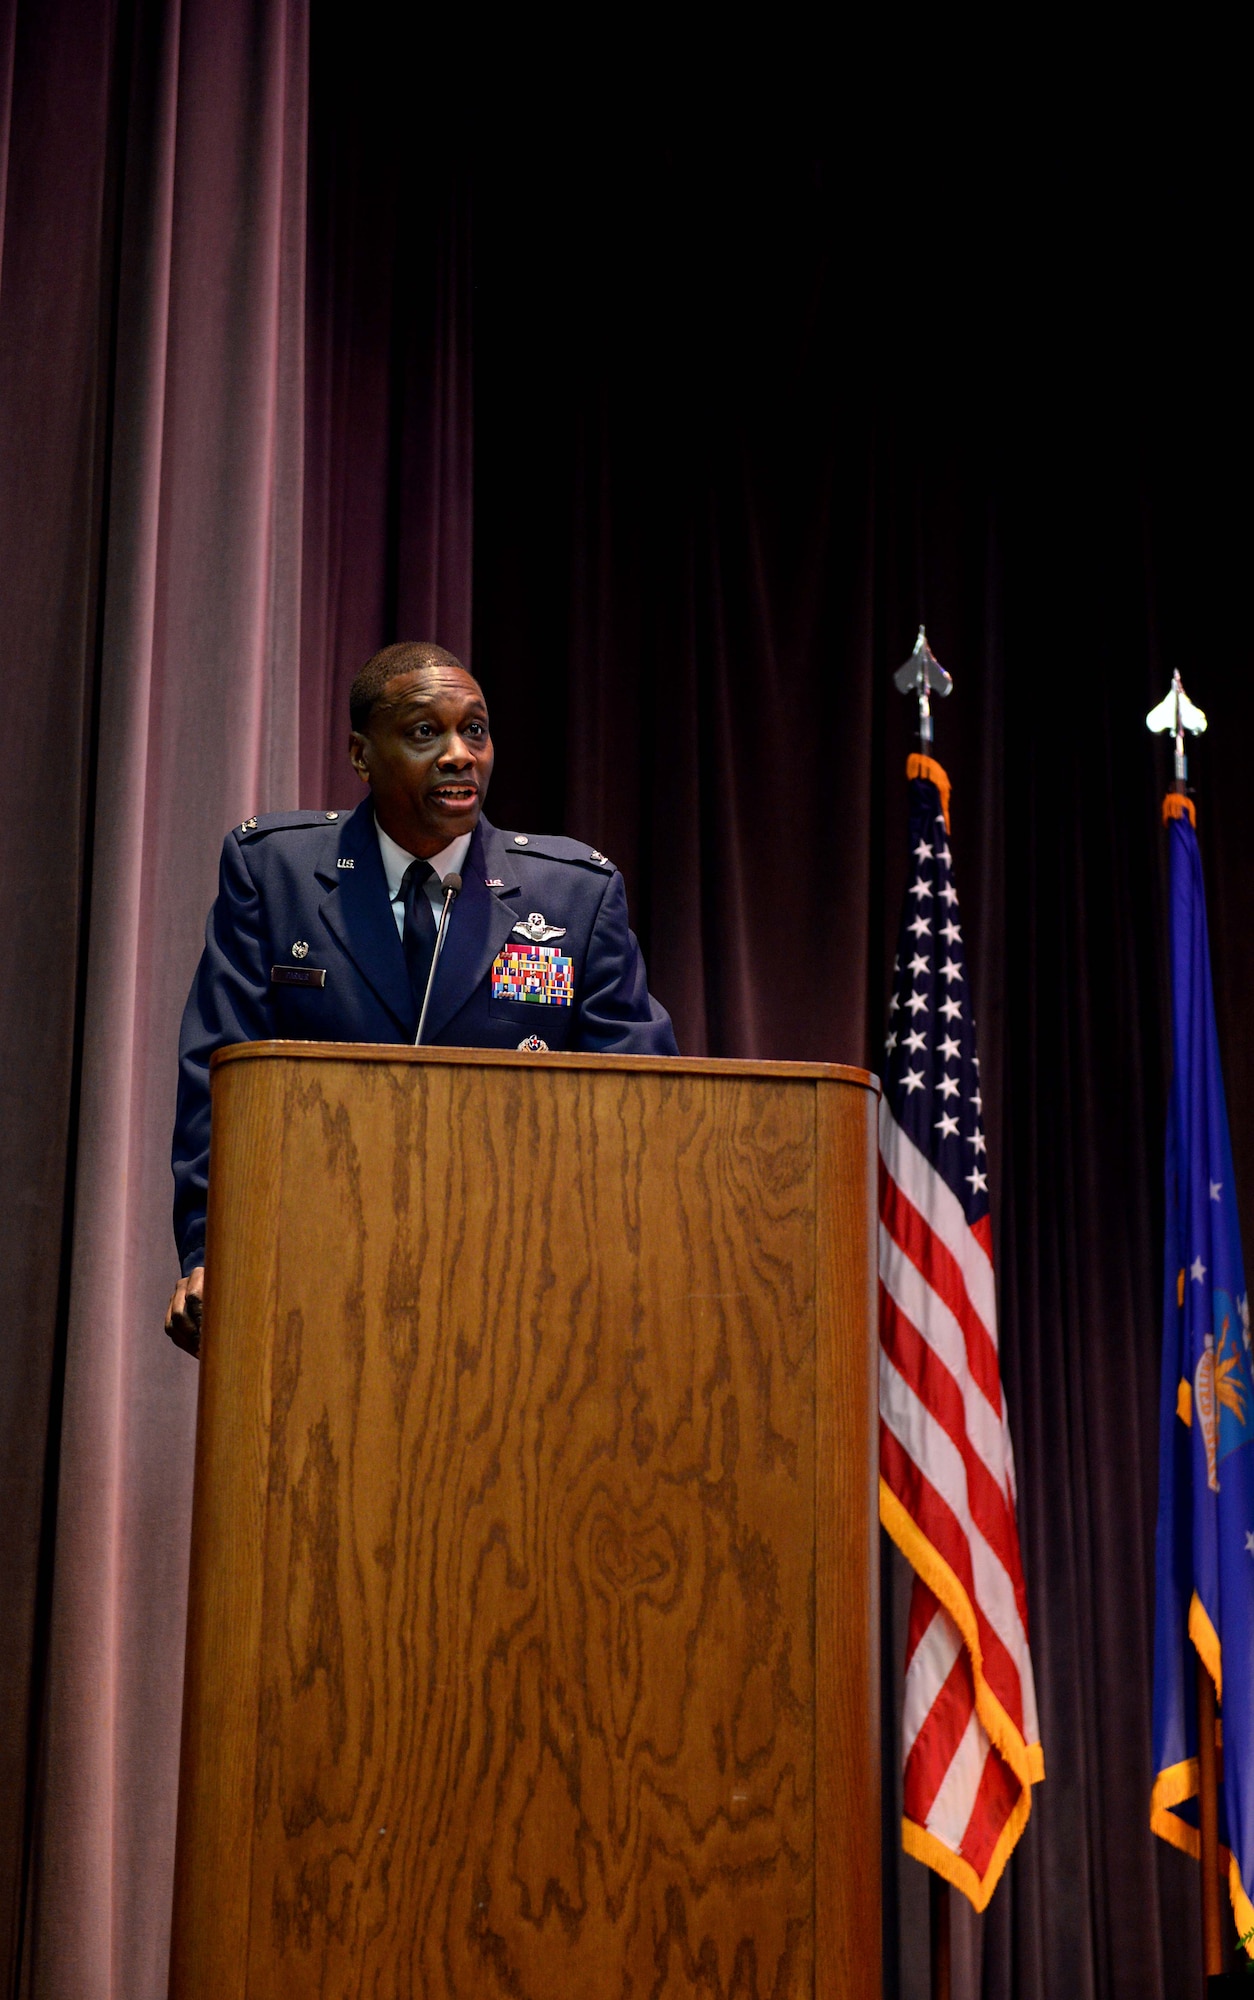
[[349, 666, 494, 857]]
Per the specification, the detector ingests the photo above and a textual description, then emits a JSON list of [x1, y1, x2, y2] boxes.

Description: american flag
[[878, 760, 1044, 1909]]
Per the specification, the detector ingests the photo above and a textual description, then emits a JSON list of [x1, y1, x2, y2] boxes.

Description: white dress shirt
[[375, 819, 472, 940]]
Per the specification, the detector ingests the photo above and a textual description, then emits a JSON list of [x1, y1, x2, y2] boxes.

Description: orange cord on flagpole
[[1162, 791, 1196, 827], [907, 753, 952, 832]]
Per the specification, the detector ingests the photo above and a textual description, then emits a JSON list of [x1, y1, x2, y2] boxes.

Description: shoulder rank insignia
[[513, 911, 567, 943]]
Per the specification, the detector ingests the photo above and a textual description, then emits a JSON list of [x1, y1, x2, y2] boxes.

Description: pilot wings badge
[[512, 911, 566, 943]]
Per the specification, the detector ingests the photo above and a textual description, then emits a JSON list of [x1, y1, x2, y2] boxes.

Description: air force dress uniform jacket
[[173, 797, 678, 1275]]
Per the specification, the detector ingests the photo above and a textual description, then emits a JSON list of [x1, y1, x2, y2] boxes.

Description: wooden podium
[[169, 1045, 880, 2000]]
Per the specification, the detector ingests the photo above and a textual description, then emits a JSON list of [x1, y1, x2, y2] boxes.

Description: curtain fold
[[10, 0, 309, 1991], [0, 7, 474, 1990], [0, 0, 122, 1977], [472, 154, 878, 1066], [299, 0, 472, 805]]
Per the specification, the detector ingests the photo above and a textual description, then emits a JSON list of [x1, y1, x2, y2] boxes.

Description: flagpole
[[1145, 667, 1206, 795], [929, 1870, 951, 2000], [897, 626, 956, 2000], [1197, 1659, 1224, 1978], [893, 626, 952, 749], [1146, 673, 1223, 1982]]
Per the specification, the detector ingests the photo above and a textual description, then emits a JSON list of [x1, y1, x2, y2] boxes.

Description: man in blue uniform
[[165, 641, 676, 1352]]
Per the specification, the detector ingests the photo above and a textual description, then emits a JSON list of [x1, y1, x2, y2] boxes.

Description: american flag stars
[[882, 801, 988, 1229]]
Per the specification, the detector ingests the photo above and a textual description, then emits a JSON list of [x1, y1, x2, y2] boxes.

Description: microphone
[[414, 872, 462, 1046]]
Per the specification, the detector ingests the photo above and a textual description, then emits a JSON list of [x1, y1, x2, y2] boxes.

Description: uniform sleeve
[[575, 869, 679, 1055], [172, 834, 274, 1273]]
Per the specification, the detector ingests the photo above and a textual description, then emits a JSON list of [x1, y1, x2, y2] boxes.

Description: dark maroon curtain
[[1, 20, 1249, 1996], [300, 2, 471, 805], [0, 0, 116, 1977]]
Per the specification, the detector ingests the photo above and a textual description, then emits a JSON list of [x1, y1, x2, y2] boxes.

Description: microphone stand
[[414, 872, 462, 1046]]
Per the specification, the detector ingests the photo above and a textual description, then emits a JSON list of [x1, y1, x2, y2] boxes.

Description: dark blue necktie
[[400, 859, 437, 1020]]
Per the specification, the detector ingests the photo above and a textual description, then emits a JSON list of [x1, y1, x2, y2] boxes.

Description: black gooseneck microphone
[[414, 872, 462, 1046]]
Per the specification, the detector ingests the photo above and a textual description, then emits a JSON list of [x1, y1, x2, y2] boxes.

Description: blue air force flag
[[1151, 797, 1254, 1947]]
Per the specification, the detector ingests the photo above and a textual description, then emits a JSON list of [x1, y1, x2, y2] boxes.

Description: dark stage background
[[0, 1, 1248, 1993]]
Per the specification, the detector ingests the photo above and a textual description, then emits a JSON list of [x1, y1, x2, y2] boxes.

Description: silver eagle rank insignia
[[512, 911, 567, 943]]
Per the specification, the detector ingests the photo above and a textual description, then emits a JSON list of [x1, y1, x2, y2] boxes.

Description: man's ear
[[348, 731, 370, 784]]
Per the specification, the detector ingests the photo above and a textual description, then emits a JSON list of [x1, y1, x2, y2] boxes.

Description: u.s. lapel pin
[[512, 911, 567, 943]]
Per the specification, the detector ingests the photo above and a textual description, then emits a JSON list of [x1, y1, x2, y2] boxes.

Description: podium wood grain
[[170, 1047, 879, 2000]]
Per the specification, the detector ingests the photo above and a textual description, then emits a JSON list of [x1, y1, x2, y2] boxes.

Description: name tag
[[490, 945, 573, 1007], [271, 965, 326, 988]]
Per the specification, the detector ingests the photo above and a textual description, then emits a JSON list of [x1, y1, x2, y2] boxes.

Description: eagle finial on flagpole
[[894, 626, 953, 750], [1146, 668, 1207, 786]]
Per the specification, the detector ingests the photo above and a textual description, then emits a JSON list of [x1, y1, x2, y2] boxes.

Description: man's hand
[[166, 1266, 204, 1356]]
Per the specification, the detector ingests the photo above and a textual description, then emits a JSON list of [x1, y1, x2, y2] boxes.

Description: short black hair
[[348, 641, 476, 733]]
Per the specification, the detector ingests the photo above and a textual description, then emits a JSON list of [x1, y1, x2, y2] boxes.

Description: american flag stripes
[[879, 758, 1044, 1909]]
